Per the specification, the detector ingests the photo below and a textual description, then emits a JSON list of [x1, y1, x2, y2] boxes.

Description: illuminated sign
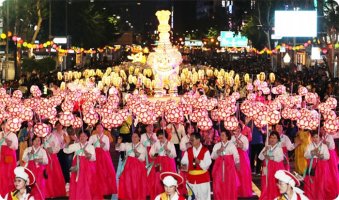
[[219, 31, 248, 47]]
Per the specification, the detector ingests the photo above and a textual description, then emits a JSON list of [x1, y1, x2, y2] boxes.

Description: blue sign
[[219, 31, 248, 47]]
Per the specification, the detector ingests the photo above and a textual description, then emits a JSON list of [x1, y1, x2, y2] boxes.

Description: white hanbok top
[[63, 142, 96, 161], [0, 131, 18, 150], [116, 142, 146, 162], [304, 142, 330, 160], [231, 134, 249, 151], [211, 141, 240, 164], [52, 129, 68, 149], [322, 134, 335, 150], [22, 146, 48, 165], [43, 133, 61, 154], [149, 140, 176, 158], [259, 143, 284, 162], [140, 132, 158, 148], [88, 133, 110, 151]]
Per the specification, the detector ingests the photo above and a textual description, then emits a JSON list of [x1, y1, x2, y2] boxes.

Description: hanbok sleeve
[[211, 143, 220, 160], [102, 135, 110, 151], [115, 143, 126, 152], [199, 150, 212, 170], [304, 144, 312, 159], [230, 144, 240, 164], [167, 142, 177, 158], [181, 151, 188, 166], [241, 136, 249, 151], [63, 143, 78, 154], [86, 145, 96, 161], [22, 147, 30, 163], [258, 147, 266, 161], [7, 133, 18, 150], [321, 144, 330, 160], [138, 145, 147, 162]]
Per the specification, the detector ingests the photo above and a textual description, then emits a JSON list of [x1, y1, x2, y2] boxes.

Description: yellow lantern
[[57, 72, 63, 81], [0, 33, 6, 39], [269, 73, 275, 83], [60, 82, 66, 90]]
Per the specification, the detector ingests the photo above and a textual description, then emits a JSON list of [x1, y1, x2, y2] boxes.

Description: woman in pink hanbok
[[258, 131, 285, 200], [0, 122, 18, 197], [148, 130, 177, 200], [63, 131, 102, 200], [212, 128, 240, 200], [304, 131, 331, 200], [322, 131, 339, 199], [43, 130, 66, 198], [231, 125, 252, 198], [116, 133, 147, 200], [88, 123, 117, 196], [22, 136, 48, 200]]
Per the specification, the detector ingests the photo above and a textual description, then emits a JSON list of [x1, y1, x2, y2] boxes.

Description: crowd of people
[[0, 53, 338, 200]]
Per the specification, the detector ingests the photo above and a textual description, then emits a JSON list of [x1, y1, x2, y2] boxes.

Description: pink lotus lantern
[[197, 117, 213, 131], [97, 95, 107, 105], [182, 104, 193, 115], [62, 100, 74, 112], [305, 93, 317, 104], [191, 109, 208, 123], [59, 111, 75, 127], [211, 109, 219, 121], [240, 100, 251, 116], [12, 90, 23, 99], [231, 92, 240, 100], [19, 107, 34, 121], [297, 117, 310, 130], [271, 87, 278, 95], [83, 109, 99, 126], [276, 85, 286, 94], [325, 97, 337, 110], [0, 111, 8, 123], [262, 87, 270, 95], [224, 116, 239, 130], [49, 117, 59, 126], [206, 98, 218, 111], [298, 87, 308, 96], [323, 110, 337, 120], [72, 117, 83, 129], [268, 100, 282, 111], [34, 122, 50, 137], [7, 117, 22, 132], [323, 119, 339, 134], [281, 108, 291, 119], [109, 87, 119, 96], [246, 83, 254, 91], [7, 104, 24, 117], [118, 109, 130, 121], [267, 110, 281, 125], [111, 113, 124, 127], [0, 88, 6, 96], [253, 112, 268, 128], [247, 93, 256, 101], [317, 103, 327, 114], [253, 79, 260, 87], [290, 109, 301, 121]]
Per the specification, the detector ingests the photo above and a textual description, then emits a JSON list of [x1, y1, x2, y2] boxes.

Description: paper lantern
[[59, 111, 75, 127], [49, 117, 59, 126], [61, 100, 74, 112], [7, 118, 22, 132], [246, 83, 254, 91], [19, 107, 34, 121], [224, 116, 238, 130], [281, 108, 291, 119], [323, 110, 337, 120], [0, 111, 8, 123], [323, 119, 339, 134], [83, 109, 99, 126], [290, 109, 301, 121], [97, 95, 107, 105], [325, 97, 337, 110], [262, 87, 270, 95], [305, 93, 317, 104], [197, 117, 213, 131], [247, 93, 256, 101], [211, 109, 219, 121], [267, 110, 281, 125], [12, 90, 23, 99], [7, 104, 24, 117], [253, 112, 268, 128], [298, 86, 308, 96], [0, 88, 7, 96], [191, 109, 208, 123], [271, 87, 278, 95], [231, 92, 240, 100], [34, 122, 50, 137], [276, 85, 286, 94], [317, 103, 327, 114], [118, 109, 130, 121], [72, 117, 83, 129], [111, 113, 124, 127]]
